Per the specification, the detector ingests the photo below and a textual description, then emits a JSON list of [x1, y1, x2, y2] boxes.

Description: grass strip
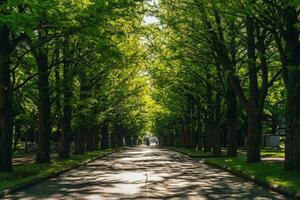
[[169, 147, 300, 199], [205, 156, 300, 198], [0, 148, 115, 197]]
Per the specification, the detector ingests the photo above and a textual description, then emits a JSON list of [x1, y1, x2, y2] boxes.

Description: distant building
[[261, 135, 280, 147]]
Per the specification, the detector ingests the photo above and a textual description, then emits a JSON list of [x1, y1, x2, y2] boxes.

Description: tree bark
[[246, 111, 262, 163], [100, 122, 109, 149], [115, 123, 124, 148], [74, 69, 89, 154], [195, 105, 203, 151], [179, 121, 184, 147], [226, 87, 237, 157], [0, 25, 13, 172], [35, 49, 51, 163], [203, 121, 212, 152], [109, 122, 116, 148], [59, 62, 73, 159], [204, 77, 213, 152], [55, 65, 61, 139], [85, 130, 96, 151], [184, 105, 191, 148], [212, 94, 222, 156], [245, 15, 262, 163], [283, 6, 300, 170], [132, 134, 138, 146], [74, 128, 86, 154]]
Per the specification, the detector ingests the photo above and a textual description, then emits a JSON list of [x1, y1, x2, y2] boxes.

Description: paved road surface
[[4, 146, 289, 200]]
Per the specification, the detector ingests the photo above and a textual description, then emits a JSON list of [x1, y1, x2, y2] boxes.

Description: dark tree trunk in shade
[[35, 49, 51, 163], [204, 78, 213, 152], [115, 124, 124, 148], [100, 122, 109, 149], [184, 105, 191, 148], [245, 16, 263, 163], [94, 129, 100, 150], [55, 65, 61, 138], [195, 105, 203, 151], [212, 94, 222, 156], [59, 61, 73, 159], [203, 122, 212, 152], [74, 69, 89, 154], [125, 133, 132, 146], [0, 25, 13, 172], [283, 6, 300, 170], [246, 111, 262, 163], [85, 131, 95, 152], [179, 122, 184, 147], [132, 134, 138, 146], [226, 87, 237, 157], [109, 123, 116, 148], [74, 128, 86, 154]]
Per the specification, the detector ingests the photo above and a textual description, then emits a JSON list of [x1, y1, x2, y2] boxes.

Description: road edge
[[0, 148, 123, 198], [169, 148, 300, 200]]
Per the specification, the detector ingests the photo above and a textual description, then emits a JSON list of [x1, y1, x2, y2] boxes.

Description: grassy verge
[[0, 149, 114, 194], [170, 147, 300, 199], [170, 147, 299, 198], [205, 157, 300, 196], [261, 148, 284, 158]]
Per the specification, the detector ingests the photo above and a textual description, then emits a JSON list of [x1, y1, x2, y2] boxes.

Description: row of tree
[[0, 0, 149, 172], [149, 0, 300, 170]]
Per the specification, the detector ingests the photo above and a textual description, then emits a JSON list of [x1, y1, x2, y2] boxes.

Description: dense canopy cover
[[0, 0, 300, 174], [148, 0, 300, 170], [0, 0, 154, 172]]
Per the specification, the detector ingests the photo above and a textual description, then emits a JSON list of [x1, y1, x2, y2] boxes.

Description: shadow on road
[[4, 146, 288, 200]]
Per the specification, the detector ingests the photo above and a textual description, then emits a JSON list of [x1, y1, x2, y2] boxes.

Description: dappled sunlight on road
[[4, 146, 289, 200]]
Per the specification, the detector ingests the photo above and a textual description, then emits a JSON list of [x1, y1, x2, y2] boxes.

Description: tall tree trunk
[[100, 122, 109, 149], [181, 121, 186, 147], [0, 25, 13, 172], [283, 6, 300, 170], [59, 63, 73, 159], [109, 122, 116, 148], [245, 15, 261, 163], [110, 131, 116, 148], [35, 50, 51, 163], [86, 130, 96, 151], [125, 134, 132, 146], [203, 121, 212, 152], [74, 128, 85, 154], [93, 126, 101, 150], [204, 77, 213, 152], [189, 105, 196, 148], [212, 94, 222, 156], [246, 111, 262, 163], [195, 105, 203, 151], [74, 69, 89, 154], [115, 123, 124, 148], [226, 87, 237, 157], [55, 65, 61, 138], [193, 105, 199, 150], [184, 105, 191, 148], [132, 134, 138, 146]]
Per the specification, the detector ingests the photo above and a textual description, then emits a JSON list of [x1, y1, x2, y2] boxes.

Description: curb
[[169, 148, 300, 200], [0, 148, 122, 198], [204, 160, 300, 200]]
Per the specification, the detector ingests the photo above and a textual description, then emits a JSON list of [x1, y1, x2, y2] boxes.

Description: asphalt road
[[4, 146, 289, 200]]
